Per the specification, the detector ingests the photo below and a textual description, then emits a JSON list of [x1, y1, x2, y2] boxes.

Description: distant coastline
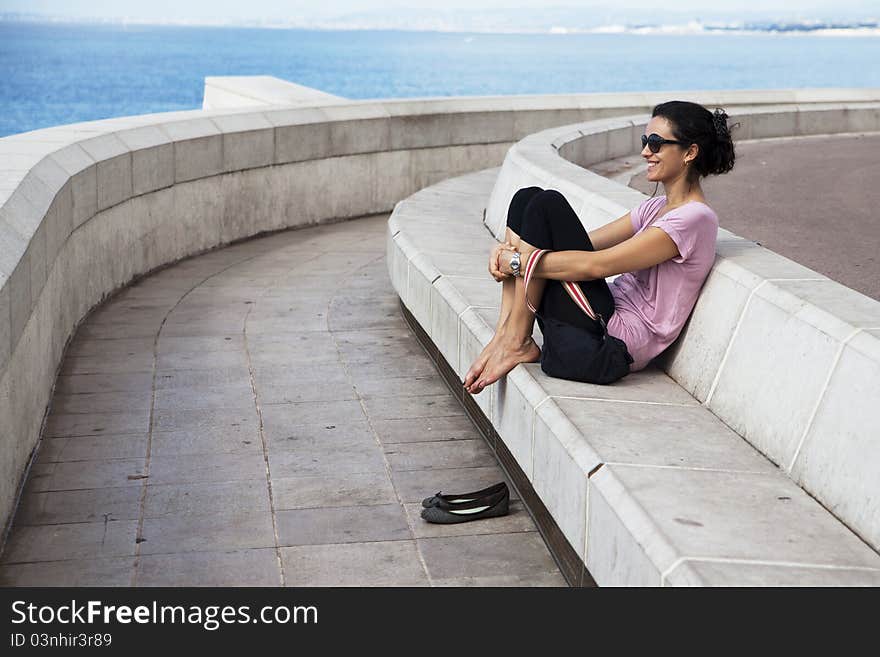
[[590, 20, 880, 37], [2, 13, 879, 37]]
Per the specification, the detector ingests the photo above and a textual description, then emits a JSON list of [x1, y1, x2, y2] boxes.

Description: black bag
[[535, 313, 633, 385], [524, 249, 633, 385]]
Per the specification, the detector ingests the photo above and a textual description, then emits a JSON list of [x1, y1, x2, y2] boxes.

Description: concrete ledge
[[203, 76, 344, 110]]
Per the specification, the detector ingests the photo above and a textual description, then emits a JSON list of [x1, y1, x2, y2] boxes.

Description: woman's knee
[[521, 188, 588, 250], [513, 186, 544, 204], [506, 186, 544, 231], [526, 189, 572, 219], [522, 189, 570, 232]]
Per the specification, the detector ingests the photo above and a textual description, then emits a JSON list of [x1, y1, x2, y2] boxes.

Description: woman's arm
[[502, 227, 680, 281], [587, 211, 636, 251]]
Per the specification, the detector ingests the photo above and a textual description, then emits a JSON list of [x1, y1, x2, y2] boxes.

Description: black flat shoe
[[421, 481, 508, 508], [420, 487, 509, 524]]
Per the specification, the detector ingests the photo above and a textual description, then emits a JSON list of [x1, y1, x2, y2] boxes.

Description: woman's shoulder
[[667, 200, 719, 225], [688, 199, 716, 213], [683, 200, 719, 225]]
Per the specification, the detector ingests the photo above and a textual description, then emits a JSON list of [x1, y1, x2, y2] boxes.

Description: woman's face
[[641, 116, 689, 183]]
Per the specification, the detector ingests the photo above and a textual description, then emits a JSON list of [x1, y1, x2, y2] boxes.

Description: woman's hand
[[489, 242, 515, 282], [497, 248, 516, 277], [497, 243, 537, 277]]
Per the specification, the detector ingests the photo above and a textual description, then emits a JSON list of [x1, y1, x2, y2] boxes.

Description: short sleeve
[[630, 202, 643, 233], [654, 209, 704, 263], [631, 197, 659, 233]]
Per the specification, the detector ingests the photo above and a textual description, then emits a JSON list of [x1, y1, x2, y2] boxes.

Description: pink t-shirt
[[605, 195, 718, 372]]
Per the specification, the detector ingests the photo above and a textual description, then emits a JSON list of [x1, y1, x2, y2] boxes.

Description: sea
[[2, 20, 880, 138]]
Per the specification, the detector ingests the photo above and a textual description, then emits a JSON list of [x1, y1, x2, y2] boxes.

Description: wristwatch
[[509, 251, 522, 277]]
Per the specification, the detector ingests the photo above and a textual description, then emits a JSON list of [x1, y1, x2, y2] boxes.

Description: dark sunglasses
[[641, 133, 685, 153]]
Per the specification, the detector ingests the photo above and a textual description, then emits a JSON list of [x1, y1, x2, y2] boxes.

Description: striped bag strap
[[523, 248, 602, 325]]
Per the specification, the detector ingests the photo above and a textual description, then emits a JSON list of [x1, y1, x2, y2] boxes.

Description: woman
[[464, 100, 737, 394]]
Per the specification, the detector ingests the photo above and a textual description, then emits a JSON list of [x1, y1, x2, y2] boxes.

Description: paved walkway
[[0, 214, 565, 587]]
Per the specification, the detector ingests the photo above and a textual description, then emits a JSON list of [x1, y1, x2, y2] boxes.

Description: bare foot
[[467, 336, 540, 395], [463, 337, 500, 389]]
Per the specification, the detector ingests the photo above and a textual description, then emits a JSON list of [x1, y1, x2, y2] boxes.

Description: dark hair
[[651, 100, 739, 184]]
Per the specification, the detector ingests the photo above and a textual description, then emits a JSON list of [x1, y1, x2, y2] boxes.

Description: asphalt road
[[628, 132, 880, 301]]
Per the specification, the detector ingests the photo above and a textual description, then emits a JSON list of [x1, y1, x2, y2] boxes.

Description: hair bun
[[712, 108, 730, 140]]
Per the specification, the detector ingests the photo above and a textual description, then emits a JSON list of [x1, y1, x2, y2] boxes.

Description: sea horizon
[[3, 19, 880, 138]]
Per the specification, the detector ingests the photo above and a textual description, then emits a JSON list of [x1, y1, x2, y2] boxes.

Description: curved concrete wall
[[1, 87, 878, 538], [483, 101, 880, 552]]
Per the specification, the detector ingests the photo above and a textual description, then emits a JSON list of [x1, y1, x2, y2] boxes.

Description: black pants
[[506, 187, 616, 331]]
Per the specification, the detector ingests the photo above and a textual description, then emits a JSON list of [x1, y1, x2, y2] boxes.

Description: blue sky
[[2, 0, 876, 22]]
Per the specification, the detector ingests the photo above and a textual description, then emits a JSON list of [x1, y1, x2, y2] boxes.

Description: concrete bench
[[387, 102, 880, 586]]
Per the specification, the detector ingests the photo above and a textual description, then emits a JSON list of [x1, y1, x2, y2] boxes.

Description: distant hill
[[1, 9, 878, 36]]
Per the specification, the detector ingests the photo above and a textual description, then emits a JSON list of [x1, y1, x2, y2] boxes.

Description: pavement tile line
[[131, 246, 276, 587], [323, 250, 436, 587], [240, 249, 332, 588]]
